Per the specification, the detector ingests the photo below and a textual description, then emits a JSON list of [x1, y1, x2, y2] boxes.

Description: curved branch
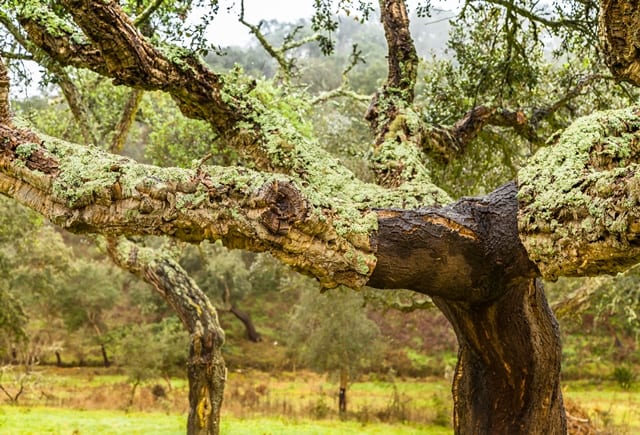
[[518, 107, 640, 279], [133, 0, 165, 27], [420, 74, 609, 163]]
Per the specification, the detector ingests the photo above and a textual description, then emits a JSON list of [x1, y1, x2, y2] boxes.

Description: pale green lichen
[[15, 142, 39, 159], [18, 0, 85, 44], [518, 107, 640, 278]]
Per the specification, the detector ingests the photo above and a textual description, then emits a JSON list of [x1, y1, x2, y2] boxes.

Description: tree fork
[[368, 182, 566, 433]]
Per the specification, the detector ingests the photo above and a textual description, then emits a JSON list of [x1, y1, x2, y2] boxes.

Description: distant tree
[[287, 286, 381, 415], [116, 317, 188, 405], [181, 243, 263, 342], [53, 259, 121, 367]]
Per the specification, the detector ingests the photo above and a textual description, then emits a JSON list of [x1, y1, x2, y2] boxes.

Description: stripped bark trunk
[[368, 182, 566, 433]]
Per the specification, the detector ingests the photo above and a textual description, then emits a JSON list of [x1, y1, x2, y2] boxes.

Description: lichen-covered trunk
[[434, 279, 565, 434], [107, 239, 226, 435], [186, 318, 226, 435]]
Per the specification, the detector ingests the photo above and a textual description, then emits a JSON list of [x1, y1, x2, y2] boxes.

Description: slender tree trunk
[[229, 306, 262, 342], [55, 351, 62, 367], [100, 343, 110, 368], [338, 367, 348, 417]]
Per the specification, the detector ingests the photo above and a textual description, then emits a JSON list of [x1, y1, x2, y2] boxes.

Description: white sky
[[208, 0, 459, 46]]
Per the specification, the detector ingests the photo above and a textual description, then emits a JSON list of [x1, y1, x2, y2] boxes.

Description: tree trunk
[[55, 351, 62, 367], [100, 343, 110, 368], [434, 279, 565, 434], [107, 238, 226, 435], [338, 367, 348, 417], [229, 306, 261, 342], [368, 182, 566, 433]]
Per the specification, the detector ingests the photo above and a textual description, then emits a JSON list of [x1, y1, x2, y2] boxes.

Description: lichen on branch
[[518, 107, 640, 279]]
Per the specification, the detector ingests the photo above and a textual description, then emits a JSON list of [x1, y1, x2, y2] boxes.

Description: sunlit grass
[[564, 380, 640, 433], [0, 406, 184, 435], [0, 407, 449, 435]]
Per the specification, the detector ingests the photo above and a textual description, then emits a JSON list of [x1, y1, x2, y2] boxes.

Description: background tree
[[288, 286, 381, 416]]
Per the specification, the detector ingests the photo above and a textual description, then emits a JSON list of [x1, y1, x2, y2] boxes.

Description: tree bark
[[100, 343, 110, 368], [107, 238, 226, 435], [338, 367, 348, 416], [368, 182, 566, 433], [434, 279, 564, 434]]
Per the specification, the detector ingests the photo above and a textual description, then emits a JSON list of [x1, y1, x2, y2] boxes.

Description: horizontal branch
[[518, 107, 640, 279], [0, 121, 380, 289]]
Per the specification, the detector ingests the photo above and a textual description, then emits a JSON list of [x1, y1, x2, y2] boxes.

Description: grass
[[563, 380, 640, 433], [1, 367, 640, 433], [0, 406, 184, 434], [0, 407, 449, 435]]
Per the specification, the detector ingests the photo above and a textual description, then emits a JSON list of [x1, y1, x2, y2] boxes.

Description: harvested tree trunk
[[368, 182, 566, 433]]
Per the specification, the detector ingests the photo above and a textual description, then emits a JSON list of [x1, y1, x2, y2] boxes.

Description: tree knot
[[254, 180, 307, 235]]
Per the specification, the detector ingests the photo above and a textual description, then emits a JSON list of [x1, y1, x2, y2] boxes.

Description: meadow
[[0, 367, 638, 434]]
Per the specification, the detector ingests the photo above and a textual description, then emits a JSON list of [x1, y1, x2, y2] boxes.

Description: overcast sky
[[208, 0, 460, 46]]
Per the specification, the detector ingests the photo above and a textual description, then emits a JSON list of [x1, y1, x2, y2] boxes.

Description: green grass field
[[0, 407, 449, 435], [1, 368, 639, 434]]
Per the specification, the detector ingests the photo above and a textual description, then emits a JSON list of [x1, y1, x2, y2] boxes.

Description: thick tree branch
[[0, 121, 382, 289], [0, 57, 10, 123], [518, 107, 640, 279], [600, 0, 640, 85], [369, 182, 538, 302], [379, 0, 418, 103]]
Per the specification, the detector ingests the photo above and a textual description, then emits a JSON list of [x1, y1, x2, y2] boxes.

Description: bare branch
[[420, 74, 610, 163], [471, 0, 594, 36], [239, 0, 320, 82], [110, 88, 143, 153], [311, 45, 370, 105], [0, 51, 33, 61]]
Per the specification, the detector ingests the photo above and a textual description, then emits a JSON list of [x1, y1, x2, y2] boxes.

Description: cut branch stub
[[254, 180, 307, 236], [518, 108, 640, 279]]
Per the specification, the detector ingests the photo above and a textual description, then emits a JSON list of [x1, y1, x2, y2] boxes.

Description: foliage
[[287, 286, 382, 378], [116, 317, 188, 384]]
